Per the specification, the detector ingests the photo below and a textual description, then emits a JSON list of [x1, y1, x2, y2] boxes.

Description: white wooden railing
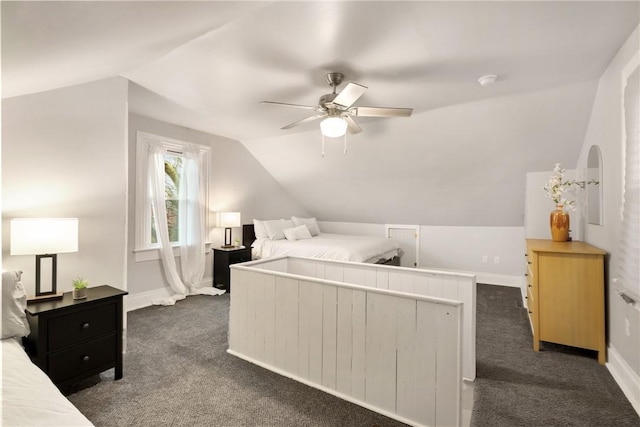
[[229, 256, 470, 427]]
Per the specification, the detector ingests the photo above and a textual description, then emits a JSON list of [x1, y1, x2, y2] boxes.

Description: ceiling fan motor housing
[[325, 72, 344, 87], [319, 93, 338, 110]]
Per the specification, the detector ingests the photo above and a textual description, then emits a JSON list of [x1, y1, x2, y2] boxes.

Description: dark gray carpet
[[470, 284, 639, 427], [67, 294, 408, 427]]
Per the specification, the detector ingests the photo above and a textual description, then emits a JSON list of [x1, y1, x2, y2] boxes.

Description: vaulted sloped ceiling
[[3, 1, 639, 226]]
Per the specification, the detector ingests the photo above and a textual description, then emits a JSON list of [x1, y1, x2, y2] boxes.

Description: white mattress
[[252, 233, 400, 263], [1, 338, 93, 426]]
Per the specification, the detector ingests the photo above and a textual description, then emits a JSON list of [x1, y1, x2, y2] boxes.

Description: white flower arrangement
[[543, 163, 577, 210]]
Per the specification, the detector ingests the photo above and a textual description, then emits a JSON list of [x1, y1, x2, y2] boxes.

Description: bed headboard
[[243, 224, 255, 248]]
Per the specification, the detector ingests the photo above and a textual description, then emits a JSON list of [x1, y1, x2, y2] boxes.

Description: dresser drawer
[[48, 303, 117, 350], [48, 334, 117, 383]]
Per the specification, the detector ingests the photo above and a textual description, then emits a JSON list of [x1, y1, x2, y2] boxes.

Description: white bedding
[[2, 338, 93, 427], [252, 233, 400, 263]]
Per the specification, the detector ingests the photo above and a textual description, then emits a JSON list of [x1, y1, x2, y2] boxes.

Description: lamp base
[[221, 244, 235, 249], [27, 292, 64, 303]]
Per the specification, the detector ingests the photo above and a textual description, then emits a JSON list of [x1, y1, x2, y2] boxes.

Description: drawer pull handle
[[82, 323, 90, 329], [82, 355, 90, 362], [528, 311, 533, 314]]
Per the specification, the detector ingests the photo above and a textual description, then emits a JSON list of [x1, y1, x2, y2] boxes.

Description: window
[[135, 132, 210, 260]]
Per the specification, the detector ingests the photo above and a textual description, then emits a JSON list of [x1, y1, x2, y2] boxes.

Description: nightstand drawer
[[230, 251, 251, 263], [48, 334, 117, 383], [48, 303, 117, 350]]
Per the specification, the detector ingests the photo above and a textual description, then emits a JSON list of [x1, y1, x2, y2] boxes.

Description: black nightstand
[[22, 285, 128, 394], [213, 246, 251, 292]]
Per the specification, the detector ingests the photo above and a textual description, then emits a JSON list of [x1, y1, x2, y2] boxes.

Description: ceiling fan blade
[[353, 106, 413, 117], [281, 113, 327, 130], [261, 100, 319, 111], [344, 115, 363, 135], [333, 82, 368, 109]]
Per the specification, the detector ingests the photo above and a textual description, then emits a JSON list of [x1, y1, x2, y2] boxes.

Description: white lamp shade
[[320, 117, 347, 138], [218, 212, 241, 228], [10, 218, 79, 255]]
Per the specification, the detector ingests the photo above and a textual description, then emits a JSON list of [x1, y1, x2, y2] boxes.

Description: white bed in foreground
[[229, 256, 476, 427], [2, 337, 93, 426], [2, 270, 92, 427]]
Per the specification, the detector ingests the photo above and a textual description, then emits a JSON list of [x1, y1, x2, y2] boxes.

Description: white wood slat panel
[[395, 298, 418, 421], [275, 276, 298, 372], [259, 257, 288, 273], [336, 287, 353, 395], [245, 271, 261, 359], [297, 280, 311, 380], [343, 265, 367, 286], [435, 304, 462, 427], [322, 285, 338, 389], [365, 293, 397, 412], [263, 275, 277, 366], [288, 258, 316, 277], [324, 264, 343, 283], [415, 300, 438, 427], [376, 269, 389, 289], [351, 289, 367, 400], [253, 273, 271, 361], [307, 281, 324, 385], [229, 269, 246, 353]]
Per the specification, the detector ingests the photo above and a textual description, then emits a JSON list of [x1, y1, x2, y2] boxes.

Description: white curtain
[[148, 143, 223, 306], [616, 65, 640, 300]]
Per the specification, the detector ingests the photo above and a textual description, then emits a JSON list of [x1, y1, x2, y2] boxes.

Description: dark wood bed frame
[[242, 223, 400, 266]]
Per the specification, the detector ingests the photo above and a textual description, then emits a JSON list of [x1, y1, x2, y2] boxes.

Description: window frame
[[134, 131, 211, 262]]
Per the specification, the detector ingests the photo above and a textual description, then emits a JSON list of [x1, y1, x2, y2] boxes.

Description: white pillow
[[291, 216, 320, 236], [283, 224, 313, 241], [253, 219, 269, 240], [2, 271, 30, 339], [264, 219, 294, 240]]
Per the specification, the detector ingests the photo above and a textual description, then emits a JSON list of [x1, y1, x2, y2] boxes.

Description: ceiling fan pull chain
[[321, 134, 325, 158], [343, 133, 347, 155]]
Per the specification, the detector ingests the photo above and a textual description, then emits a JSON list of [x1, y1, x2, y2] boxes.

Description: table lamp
[[10, 218, 79, 301], [219, 212, 241, 248]]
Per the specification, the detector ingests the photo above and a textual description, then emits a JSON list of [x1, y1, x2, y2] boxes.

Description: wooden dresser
[[525, 239, 606, 364]]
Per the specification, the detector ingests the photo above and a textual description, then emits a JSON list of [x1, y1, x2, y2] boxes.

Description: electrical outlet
[[494, 256, 500, 264], [625, 318, 630, 337], [482, 255, 488, 263]]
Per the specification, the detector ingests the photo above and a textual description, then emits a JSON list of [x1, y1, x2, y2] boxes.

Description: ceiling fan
[[261, 72, 413, 137]]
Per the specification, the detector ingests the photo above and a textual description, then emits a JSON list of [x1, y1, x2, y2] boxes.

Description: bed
[[229, 256, 476, 426], [243, 217, 401, 265], [2, 271, 93, 427]]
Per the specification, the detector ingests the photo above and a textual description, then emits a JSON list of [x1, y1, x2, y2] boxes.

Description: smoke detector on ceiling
[[478, 74, 498, 87]]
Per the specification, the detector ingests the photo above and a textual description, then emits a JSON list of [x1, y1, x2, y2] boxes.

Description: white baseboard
[[475, 272, 524, 288], [126, 276, 214, 312], [607, 345, 640, 417]]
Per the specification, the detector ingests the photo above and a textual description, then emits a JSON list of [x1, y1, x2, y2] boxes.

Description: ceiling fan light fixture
[[320, 116, 347, 138]]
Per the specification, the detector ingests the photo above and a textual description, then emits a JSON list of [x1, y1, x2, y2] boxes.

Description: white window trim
[[134, 131, 211, 262]]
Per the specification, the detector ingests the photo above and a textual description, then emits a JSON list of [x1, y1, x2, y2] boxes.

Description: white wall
[[319, 221, 524, 286], [575, 25, 640, 397], [2, 78, 129, 295], [127, 114, 309, 299]]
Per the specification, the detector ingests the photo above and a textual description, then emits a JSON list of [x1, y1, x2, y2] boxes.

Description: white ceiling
[[3, 1, 639, 225]]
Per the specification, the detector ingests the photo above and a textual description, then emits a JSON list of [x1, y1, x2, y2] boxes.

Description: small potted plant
[[72, 277, 89, 300], [234, 238, 241, 247]]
